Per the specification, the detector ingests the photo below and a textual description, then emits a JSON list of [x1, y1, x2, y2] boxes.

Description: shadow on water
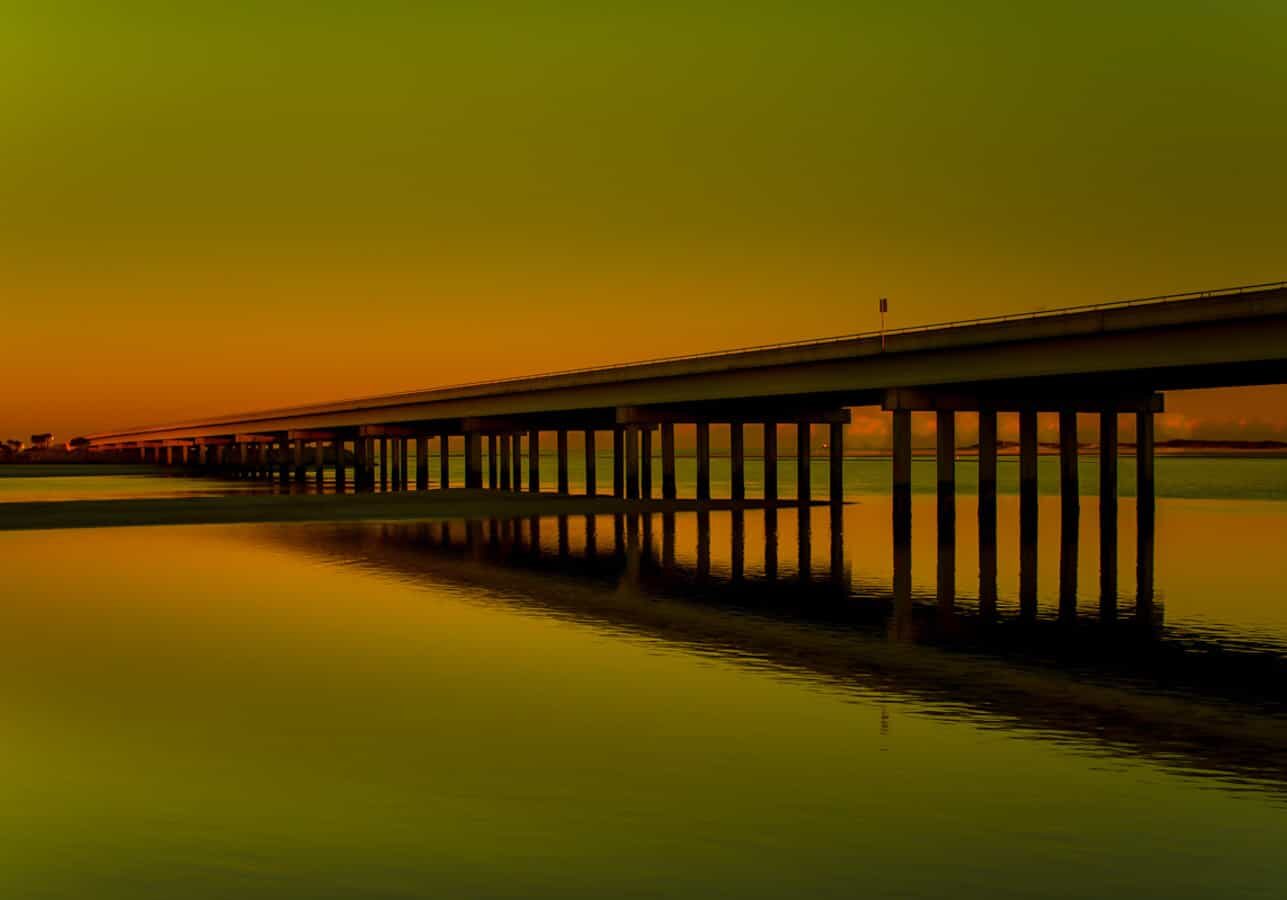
[[260, 503, 1287, 792]]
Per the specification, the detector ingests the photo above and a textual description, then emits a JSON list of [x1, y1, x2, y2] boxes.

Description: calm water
[[3, 460, 1287, 897]]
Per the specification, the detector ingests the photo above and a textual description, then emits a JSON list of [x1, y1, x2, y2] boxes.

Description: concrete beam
[[617, 405, 850, 425], [235, 433, 279, 444], [883, 388, 1164, 413], [359, 424, 419, 438], [288, 429, 340, 441]]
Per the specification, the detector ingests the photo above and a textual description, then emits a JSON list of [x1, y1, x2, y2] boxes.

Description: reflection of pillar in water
[[529, 515, 541, 556], [696, 508, 710, 580], [662, 512, 676, 573], [467, 520, 483, 560], [613, 513, 625, 559], [891, 517, 914, 640], [488, 518, 499, 547], [937, 510, 955, 620], [764, 506, 778, 581], [1059, 503, 1079, 623], [641, 513, 654, 567], [731, 509, 745, 581], [829, 502, 845, 587], [557, 514, 570, 558], [585, 514, 598, 559], [625, 514, 640, 586], [1135, 498, 1157, 629], [797, 505, 811, 583]]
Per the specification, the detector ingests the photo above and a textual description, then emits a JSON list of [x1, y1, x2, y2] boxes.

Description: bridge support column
[[1100, 410, 1119, 614], [661, 423, 676, 500], [730, 422, 745, 502], [892, 409, 912, 544], [353, 438, 367, 491], [584, 429, 597, 496], [696, 422, 711, 501], [529, 429, 540, 493], [557, 430, 569, 494], [499, 435, 511, 490], [829, 421, 844, 507], [1019, 410, 1039, 614], [377, 438, 387, 491], [624, 426, 639, 499], [1136, 409, 1155, 531], [465, 433, 483, 488], [1059, 410, 1080, 523], [333, 438, 345, 491], [293, 439, 305, 483], [936, 410, 955, 531], [416, 436, 428, 490], [613, 427, 626, 499], [511, 433, 522, 492], [488, 434, 499, 489], [763, 422, 777, 503], [640, 427, 653, 499], [439, 435, 450, 489], [978, 410, 998, 614], [796, 422, 811, 503], [313, 440, 324, 485]]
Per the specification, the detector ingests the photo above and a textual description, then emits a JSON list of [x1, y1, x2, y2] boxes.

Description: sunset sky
[[3, 2, 1285, 442]]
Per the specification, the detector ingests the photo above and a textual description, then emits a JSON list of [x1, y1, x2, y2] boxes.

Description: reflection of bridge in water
[[260, 509, 1287, 791]]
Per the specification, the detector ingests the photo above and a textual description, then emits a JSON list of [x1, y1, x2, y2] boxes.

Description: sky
[[2, 1, 1285, 443]]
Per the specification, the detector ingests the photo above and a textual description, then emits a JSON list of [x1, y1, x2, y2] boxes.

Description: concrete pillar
[[293, 439, 305, 482], [1100, 410, 1119, 615], [661, 422, 676, 500], [624, 426, 639, 499], [612, 427, 626, 499], [695, 422, 710, 501], [977, 409, 998, 616], [416, 436, 428, 490], [1059, 410, 1079, 521], [528, 429, 540, 493], [640, 427, 653, 499], [763, 422, 778, 502], [584, 429, 597, 496], [730, 422, 745, 501], [1136, 409, 1155, 530], [829, 421, 844, 507], [892, 410, 912, 544], [465, 433, 483, 488], [239, 442, 249, 470], [166, 446, 174, 465], [556, 430, 569, 494], [499, 435, 511, 490], [796, 422, 811, 503], [1019, 410, 1039, 617], [378, 438, 388, 491], [439, 435, 450, 489], [488, 434, 499, 489], [333, 438, 345, 491], [936, 410, 954, 530], [354, 437, 368, 491], [400, 438, 409, 490], [511, 432, 522, 492]]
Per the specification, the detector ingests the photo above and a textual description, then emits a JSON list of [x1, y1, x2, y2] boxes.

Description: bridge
[[86, 280, 1287, 578]]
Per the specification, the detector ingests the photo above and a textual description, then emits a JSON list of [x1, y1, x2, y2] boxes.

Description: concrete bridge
[[86, 281, 1287, 560]]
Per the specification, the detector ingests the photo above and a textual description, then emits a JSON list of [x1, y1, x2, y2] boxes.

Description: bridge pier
[[696, 422, 711, 501], [465, 433, 482, 488], [978, 409, 998, 615], [439, 435, 450, 489], [400, 438, 409, 490], [730, 422, 745, 501], [499, 434, 511, 490], [1100, 410, 1119, 616], [1059, 410, 1080, 522], [584, 429, 597, 496], [529, 429, 540, 493], [763, 422, 777, 503], [640, 427, 653, 499], [293, 439, 305, 483], [624, 426, 639, 499], [556, 430, 569, 494], [797, 423, 811, 503], [613, 427, 626, 499], [1019, 410, 1039, 616], [488, 434, 499, 489], [937, 410, 955, 534], [334, 438, 346, 491], [829, 421, 844, 507], [892, 409, 912, 543], [416, 436, 428, 490], [661, 423, 676, 500], [511, 432, 522, 492]]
